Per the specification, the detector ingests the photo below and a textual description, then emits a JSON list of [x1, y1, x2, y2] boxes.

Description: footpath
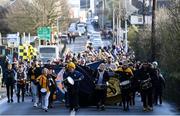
[[0, 85, 6, 101]]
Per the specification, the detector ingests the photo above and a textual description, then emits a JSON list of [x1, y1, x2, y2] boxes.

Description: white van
[[38, 45, 60, 63]]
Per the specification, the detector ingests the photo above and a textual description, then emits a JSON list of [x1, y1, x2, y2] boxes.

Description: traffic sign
[[37, 27, 51, 40]]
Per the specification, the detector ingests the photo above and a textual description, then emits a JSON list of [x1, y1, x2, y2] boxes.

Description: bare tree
[[6, 0, 70, 34]]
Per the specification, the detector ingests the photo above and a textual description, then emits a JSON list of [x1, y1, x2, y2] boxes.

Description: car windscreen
[[39, 48, 56, 53]]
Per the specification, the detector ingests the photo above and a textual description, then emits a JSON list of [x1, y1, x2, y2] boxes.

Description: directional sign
[[37, 27, 51, 40]]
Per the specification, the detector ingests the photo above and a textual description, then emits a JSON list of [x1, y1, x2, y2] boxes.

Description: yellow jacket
[[116, 67, 133, 77], [36, 75, 50, 93]]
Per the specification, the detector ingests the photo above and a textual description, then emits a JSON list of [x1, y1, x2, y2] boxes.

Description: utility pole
[[143, 0, 145, 26], [113, 2, 115, 43], [102, 0, 105, 29], [86, 0, 88, 18], [118, 0, 121, 46], [151, 0, 156, 61], [124, 0, 128, 53]]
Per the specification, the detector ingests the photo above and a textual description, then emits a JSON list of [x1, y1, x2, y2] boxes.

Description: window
[[39, 48, 56, 53], [138, 17, 143, 23]]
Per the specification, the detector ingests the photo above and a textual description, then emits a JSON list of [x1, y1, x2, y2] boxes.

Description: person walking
[[28, 61, 41, 107], [4, 64, 16, 103], [36, 68, 50, 112], [16, 64, 27, 103], [63, 62, 84, 112], [115, 62, 133, 111], [93, 63, 109, 111], [47, 66, 57, 108], [139, 62, 154, 111], [151, 62, 165, 105]]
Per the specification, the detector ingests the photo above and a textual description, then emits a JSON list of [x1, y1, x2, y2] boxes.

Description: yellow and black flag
[[19, 44, 37, 61], [18, 45, 28, 61]]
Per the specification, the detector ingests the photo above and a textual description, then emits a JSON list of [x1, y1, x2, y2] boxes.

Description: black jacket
[[93, 69, 109, 85], [4, 69, 15, 85], [138, 67, 154, 89], [28, 66, 41, 84], [63, 70, 84, 93]]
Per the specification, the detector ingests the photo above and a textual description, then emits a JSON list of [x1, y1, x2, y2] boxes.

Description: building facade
[[68, 0, 80, 18]]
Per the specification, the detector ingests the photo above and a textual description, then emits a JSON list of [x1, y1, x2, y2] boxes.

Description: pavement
[[0, 86, 6, 101], [0, 75, 6, 101]]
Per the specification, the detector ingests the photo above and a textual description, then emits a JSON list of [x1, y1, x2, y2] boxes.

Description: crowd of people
[[1, 43, 166, 113]]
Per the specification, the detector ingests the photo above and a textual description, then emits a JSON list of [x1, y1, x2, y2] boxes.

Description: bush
[[163, 73, 180, 106]]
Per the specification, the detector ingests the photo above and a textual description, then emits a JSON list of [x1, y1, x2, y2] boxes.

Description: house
[[130, 0, 171, 25]]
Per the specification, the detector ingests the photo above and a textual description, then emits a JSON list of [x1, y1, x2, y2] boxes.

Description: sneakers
[[33, 103, 38, 107], [143, 107, 147, 111], [143, 107, 153, 112], [70, 109, 76, 115], [11, 99, 13, 103], [147, 107, 153, 111]]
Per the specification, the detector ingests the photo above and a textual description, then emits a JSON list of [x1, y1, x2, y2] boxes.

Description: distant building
[[157, 0, 172, 9], [130, 0, 171, 25], [95, 0, 138, 28], [130, 15, 152, 25], [80, 0, 90, 10], [68, 0, 80, 18]]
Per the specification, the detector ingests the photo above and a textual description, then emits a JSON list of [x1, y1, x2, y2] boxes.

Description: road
[[66, 35, 112, 54], [0, 95, 179, 115], [0, 35, 179, 115]]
